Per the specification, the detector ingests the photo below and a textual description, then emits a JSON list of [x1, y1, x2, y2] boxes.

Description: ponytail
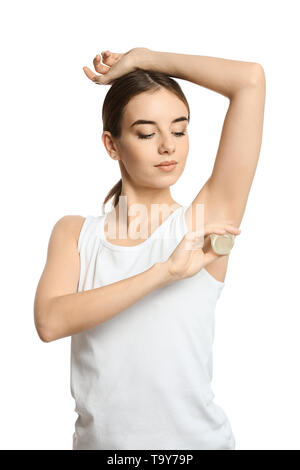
[[102, 178, 122, 213]]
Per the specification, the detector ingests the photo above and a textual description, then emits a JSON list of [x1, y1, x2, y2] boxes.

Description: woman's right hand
[[164, 223, 241, 284]]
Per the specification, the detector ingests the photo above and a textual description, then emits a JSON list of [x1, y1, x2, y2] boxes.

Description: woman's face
[[104, 88, 189, 190]]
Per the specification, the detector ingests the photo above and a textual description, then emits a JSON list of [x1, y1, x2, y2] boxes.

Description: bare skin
[[34, 49, 265, 342], [83, 48, 265, 282], [101, 86, 189, 240]]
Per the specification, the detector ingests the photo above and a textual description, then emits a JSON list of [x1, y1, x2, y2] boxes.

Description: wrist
[[133, 47, 155, 71], [151, 261, 177, 288], [133, 49, 181, 78]]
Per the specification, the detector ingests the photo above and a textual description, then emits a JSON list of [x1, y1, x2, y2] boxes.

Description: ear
[[102, 132, 120, 161]]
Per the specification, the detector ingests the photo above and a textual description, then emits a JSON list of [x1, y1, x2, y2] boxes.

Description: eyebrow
[[130, 116, 189, 128]]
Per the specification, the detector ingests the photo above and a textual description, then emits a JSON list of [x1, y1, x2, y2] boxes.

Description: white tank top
[[70, 205, 236, 450]]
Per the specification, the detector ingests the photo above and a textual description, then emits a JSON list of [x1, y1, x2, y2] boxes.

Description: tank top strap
[[77, 215, 102, 253], [169, 205, 189, 240], [146, 205, 188, 241]]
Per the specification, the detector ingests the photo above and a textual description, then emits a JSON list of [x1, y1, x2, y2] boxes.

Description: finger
[[220, 222, 241, 233], [203, 224, 241, 237], [101, 50, 122, 64], [93, 55, 110, 74], [100, 51, 117, 67], [82, 66, 107, 84], [184, 228, 223, 247], [94, 59, 123, 85], [222, 224, 241, 234], [188, 225, 240, 240]]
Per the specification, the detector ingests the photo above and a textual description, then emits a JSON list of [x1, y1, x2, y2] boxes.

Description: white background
[[1, 0, 299, 450]]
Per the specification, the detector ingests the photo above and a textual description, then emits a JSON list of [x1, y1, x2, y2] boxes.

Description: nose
[[158, 136, 176, 154]]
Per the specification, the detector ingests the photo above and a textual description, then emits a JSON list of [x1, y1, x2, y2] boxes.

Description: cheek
[[126, 140, 154, 162], [121, 148, 150, 172], [119, 141, 141, 161]]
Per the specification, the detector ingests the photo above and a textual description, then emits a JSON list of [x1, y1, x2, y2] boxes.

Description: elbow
[[36, 323, 52, 343], [34, 297, 56, 343], [34, 299, 68, 343], [41, 333, 52, 343], [249, 63, 266, 87], [34, 308, 53, 343]]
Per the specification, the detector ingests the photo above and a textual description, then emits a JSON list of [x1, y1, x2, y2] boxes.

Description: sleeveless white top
[[70, 205, 236, 450]]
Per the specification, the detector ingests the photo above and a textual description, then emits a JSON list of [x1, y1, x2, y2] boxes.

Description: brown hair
[[101, 68, 190, 214]]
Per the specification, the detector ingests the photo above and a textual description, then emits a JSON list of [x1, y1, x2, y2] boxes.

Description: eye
[[174, 132, 186, 137], [138, 133, 155, 139], [138, 132, 186, 140]]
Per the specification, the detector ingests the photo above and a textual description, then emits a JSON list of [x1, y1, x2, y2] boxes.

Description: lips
[[155, 160, 177, 167], [155, 162, 177, 172]]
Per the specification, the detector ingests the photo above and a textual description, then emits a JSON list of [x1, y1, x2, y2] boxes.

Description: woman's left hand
[[83, 47, 149, 85]]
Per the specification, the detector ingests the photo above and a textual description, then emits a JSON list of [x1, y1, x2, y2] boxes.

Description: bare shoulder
[[34, 215, 87, 341], [56, 215, 87, 245]]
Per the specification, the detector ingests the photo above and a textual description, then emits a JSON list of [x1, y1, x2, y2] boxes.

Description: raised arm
[[138, 49, 266, 230]]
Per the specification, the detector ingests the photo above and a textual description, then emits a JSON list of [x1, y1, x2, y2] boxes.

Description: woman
[[34, 48, 266, 450]]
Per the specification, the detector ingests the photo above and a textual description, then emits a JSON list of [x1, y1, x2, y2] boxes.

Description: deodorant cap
[[210, 233, 235, 255]]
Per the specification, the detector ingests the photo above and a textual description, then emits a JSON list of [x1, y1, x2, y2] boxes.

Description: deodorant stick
[[210, 233, 235, 255]]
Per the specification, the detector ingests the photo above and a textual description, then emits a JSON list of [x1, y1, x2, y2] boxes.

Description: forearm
[[44, 262, 172, 342], [139, 48, 261, 99]]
